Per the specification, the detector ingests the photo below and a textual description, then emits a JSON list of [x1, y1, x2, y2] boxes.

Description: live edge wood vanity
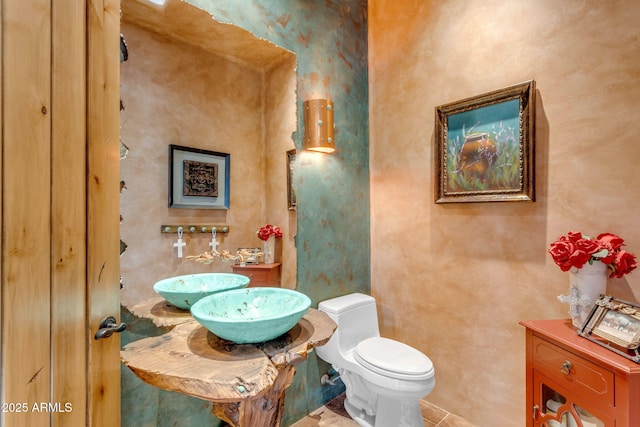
[[121, 297, 336, 427], [520, 319, 640, 427]]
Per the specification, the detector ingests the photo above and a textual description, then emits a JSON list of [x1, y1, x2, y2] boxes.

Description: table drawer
[[247, 270, 268, 284], [232, 264, 281, 287], [532, 335, 614, 406]]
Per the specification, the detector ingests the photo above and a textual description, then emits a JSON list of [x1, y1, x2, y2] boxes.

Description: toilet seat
[[354, 337, 434, 380]]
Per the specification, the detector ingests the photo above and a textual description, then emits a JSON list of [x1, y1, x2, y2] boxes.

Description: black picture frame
[[168, 144, 230, 209], [286, 149, 296, 210]]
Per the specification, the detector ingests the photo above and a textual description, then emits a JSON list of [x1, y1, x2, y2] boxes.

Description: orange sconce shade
[[303, 99, 335, 153]]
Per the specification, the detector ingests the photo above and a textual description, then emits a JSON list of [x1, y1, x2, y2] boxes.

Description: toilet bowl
[[316, 293, 435, 427]]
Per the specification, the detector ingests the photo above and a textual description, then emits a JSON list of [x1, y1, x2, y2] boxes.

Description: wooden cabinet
[[232, 263, 281, 287], [521, 319, 640, 427]]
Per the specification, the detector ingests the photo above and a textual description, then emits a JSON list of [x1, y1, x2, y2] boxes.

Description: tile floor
[[291, 394, 477, 427]]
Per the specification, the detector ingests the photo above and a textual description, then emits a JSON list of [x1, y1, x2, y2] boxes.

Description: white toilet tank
[[317, 293, 380, 363]]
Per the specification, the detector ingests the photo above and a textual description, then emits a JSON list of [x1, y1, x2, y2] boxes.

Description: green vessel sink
[[190, 287, 311, 343], [153, 273, 250, 310]]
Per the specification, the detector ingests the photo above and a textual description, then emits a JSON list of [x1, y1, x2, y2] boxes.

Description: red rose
[[568, 249, 591, 270], [566, 231, 584, 242], [597, 233, 625, 250], [549, 238, 579, 271], [595, 241, 616, 265], [611, 250, 638, 278], [575, 237, 599, 256], [257, 224, 283, 241]]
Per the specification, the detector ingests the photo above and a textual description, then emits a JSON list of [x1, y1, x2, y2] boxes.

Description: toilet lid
[[354, 337, 433, 378]]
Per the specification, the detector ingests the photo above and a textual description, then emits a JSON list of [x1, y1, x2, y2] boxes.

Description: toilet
[[316, 293, 435, 427]]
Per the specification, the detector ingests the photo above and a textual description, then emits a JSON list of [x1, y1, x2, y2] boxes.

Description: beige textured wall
[[120, 22, 296, 307], [264, 58, 299, 290], [369, 0, 640, 425]]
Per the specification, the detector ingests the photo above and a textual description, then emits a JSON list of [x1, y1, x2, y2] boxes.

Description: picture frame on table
[[579, 295, 640, 363]]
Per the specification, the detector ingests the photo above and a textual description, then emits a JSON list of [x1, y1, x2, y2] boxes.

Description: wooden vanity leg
[[212, 364, 297, 427]]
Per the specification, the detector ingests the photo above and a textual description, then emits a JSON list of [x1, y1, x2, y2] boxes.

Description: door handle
[[94, 316, 127, 340]]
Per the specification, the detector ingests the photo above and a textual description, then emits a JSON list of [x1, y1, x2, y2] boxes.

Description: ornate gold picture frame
[[434, 80, 535, 203]]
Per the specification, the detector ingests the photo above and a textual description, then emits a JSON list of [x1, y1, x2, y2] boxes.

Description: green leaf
[[591, 249, 609, 259]]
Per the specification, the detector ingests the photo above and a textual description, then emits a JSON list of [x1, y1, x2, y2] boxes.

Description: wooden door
[[87, 0, 122, 425], [0, 1, 121, 426], [1, 1, 53, 424]]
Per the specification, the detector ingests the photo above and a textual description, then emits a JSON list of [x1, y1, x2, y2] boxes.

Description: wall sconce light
[[303, 99, 335, 153]]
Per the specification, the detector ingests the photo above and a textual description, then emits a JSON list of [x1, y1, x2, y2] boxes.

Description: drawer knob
[[560, 360, 572, 375]]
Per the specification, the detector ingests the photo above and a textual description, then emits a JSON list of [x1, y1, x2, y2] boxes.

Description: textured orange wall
[[369, 0, 640, 424]]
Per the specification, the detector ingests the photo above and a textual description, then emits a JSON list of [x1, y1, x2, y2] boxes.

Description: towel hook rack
[[161, 225, 229, 234]]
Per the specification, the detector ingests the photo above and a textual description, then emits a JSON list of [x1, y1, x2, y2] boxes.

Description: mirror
[[119, 0, 297, 307]]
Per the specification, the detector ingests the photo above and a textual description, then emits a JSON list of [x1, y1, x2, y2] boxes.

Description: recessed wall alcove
[[120, 0, 298, 307]]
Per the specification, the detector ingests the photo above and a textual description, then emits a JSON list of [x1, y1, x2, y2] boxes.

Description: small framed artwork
[[286, 149, 296, 210], [434, 80, 535, 203], [579, 295, 640, 363], [168, 144, 230, 209]]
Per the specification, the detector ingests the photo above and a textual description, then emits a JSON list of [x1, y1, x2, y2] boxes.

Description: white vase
[[558, 260, 608, 328], [263, 236, 275, 264]]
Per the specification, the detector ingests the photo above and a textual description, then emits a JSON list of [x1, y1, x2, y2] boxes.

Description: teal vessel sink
[[153, 273, 250, 310], [190, 288, 312, 343]]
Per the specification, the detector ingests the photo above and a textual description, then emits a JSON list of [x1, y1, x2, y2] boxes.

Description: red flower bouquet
[[549, 231, 637, 278], [256, 224, 283, 241]]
